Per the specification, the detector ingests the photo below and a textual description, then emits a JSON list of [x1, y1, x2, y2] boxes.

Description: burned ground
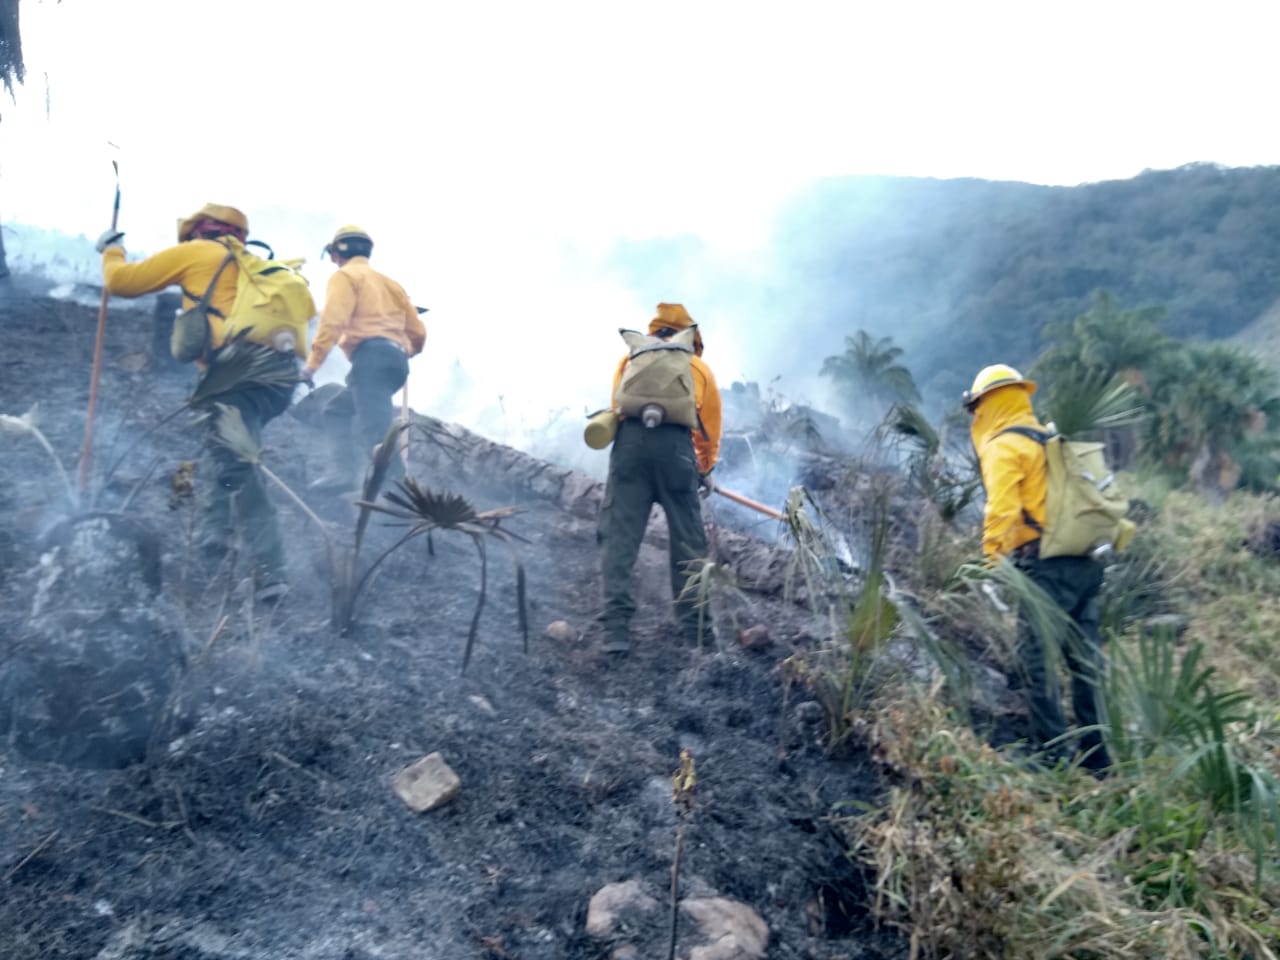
[[0, 278, 906, 960]]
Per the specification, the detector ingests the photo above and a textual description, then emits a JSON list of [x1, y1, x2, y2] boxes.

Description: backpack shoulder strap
[[995, 424, 1053, 534], [997, 424, 1054, 444], [179, 246, 237, 319]]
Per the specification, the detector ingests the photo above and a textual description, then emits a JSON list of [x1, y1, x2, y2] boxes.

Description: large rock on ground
[[0, 513, 189, 768]]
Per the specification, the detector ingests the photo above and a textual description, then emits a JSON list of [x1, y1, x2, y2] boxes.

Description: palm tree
[[1144, 343, 1280, 497], [0, 0, 27, 278], [1034, 291, 1175, 392], [1033, 291, 1174, 467], [821, 329, 920, 421]]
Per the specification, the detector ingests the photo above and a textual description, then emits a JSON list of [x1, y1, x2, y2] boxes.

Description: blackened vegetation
[[0, 286, 905, 959]]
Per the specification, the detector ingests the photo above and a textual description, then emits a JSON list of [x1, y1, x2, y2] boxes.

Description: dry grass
[[839, 689, 1280, 960]]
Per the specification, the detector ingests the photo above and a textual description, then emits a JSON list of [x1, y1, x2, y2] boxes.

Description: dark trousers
[[597, 420, 711, 641], [322, 338, 410, 470], [1015, 551, 1110, 768], [200, 350, 296, 581]]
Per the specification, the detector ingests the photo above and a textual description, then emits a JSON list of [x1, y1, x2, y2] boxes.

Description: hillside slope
[[0, 279, 904, 960]]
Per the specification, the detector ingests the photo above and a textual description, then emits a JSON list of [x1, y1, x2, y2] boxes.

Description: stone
[[682, 897, 769, 960], [391, 752, 461, 813], [585, 880, 659, 938], [545, 620, 579, 643], [736, 624, 771, 650]]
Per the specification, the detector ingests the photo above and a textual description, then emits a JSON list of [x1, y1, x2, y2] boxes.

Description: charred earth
[[0, 277, 905, 960]]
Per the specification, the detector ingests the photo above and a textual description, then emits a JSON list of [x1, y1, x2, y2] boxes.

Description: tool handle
[[713, 485, 786, 521]]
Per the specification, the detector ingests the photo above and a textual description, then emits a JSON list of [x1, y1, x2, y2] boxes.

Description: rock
[[585, 880, 659, 938], [545, 619, 580, 643], [391, 752, 461, 813], [794, 700, 825, 726], [610, 947, 639, 960], [682, 896, 769, 959], [736, 624, 771, 650]]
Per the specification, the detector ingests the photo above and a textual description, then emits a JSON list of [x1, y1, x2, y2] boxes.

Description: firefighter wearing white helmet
[[966, 362, 1111, 775], [305, 225, 426, 491]]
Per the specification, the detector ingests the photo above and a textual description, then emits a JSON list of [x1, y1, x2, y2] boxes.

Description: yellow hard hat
[[324, 225, 373, 257], [962, 363, 1037, 410]]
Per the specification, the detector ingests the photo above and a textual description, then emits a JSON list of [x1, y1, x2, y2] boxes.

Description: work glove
[[95, 230, 125, 254], [698, 471, 715, 498]]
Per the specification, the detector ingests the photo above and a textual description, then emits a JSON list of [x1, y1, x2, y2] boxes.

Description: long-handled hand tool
[[712, 484, 786, 521], [77, 156, 121, 498]]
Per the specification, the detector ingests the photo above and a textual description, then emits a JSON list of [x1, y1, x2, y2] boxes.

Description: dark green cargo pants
[[198, 350, 296, 585], [597, 420, 711, 644], [1015, 549, 1111, 770], [321, 337, 410, 480]]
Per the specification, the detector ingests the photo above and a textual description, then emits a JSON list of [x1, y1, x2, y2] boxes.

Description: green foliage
[[879, 402, 982, 523], [1142, 341, 1280, 492], [821, 329, 921, 422]]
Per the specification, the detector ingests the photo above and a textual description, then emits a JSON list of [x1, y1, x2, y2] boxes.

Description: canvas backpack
[[613, 326, 700, 430], [999, 425, 1131, 559], [218, 239, 316, 359], [170, 239, 316, 364]]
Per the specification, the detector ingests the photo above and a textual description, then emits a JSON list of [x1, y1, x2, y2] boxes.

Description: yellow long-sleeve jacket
[[610, 352, 722, 474], [970, 384, 1048, 557], [101, 240, 239, 347], [306, 257, 425, 369]]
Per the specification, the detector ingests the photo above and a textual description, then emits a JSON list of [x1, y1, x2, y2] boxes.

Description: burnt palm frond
[[1, 0, 25, 96], [188, 335, 302, 408], [337, 477, 528, 669], [381, 482, 479, 527], [209, 402, 260, 464]]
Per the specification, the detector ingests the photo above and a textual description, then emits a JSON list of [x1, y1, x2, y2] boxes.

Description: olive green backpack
[[999, 425, 1132, 558], [613, 326, 700, 430]]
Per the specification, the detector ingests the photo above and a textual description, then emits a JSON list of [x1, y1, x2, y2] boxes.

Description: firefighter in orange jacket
[[966, 364, 1110, 773], [96, 203, 296, 602], [304, 226, 426, 491], [595, 303, 723, 656]]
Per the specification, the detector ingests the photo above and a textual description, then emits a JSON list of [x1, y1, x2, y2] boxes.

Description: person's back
[[304, 226, 425, 492], [965, 364, 1111, 773], [595, 303, 722, 657], [96, 203, 299, 602]]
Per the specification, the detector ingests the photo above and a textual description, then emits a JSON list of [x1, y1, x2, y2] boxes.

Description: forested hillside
[[610, 163, 1280, 408], [782, 163, 1280, 397]]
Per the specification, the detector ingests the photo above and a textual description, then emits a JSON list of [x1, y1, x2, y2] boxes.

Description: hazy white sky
[[2, 0, 1276, 461]]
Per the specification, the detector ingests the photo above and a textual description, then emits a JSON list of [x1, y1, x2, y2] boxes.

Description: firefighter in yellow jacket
[[96, 203, 297, 602], [304, 226, 426, 491], [596, 303, 723, 656], [966, 363, 1111, 773]]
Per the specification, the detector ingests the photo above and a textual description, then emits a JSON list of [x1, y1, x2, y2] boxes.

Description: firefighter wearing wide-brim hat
[[96, 202, 295, 603], [304, 225, 426, 491], [594, 303, 723, 657], [965, 363, 1111, 774]]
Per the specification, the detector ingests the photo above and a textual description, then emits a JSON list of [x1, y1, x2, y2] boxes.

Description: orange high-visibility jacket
[[306, 257, 425, 368]]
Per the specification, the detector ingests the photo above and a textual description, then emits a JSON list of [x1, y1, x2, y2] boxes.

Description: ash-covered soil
[[0, 277, 906, 960]]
